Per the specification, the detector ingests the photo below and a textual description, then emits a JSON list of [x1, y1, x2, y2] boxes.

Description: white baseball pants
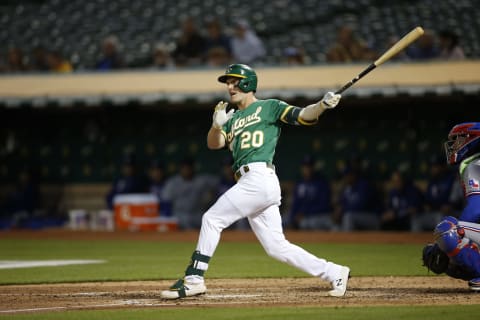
[[196, 162, 343, 282]]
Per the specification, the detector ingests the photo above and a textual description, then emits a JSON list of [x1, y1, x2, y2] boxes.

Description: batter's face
[[225, 77, 246, 105]]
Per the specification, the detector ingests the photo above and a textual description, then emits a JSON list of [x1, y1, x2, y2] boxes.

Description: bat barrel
[[335, 26, 423, 94], [374, 26, 424, 66]]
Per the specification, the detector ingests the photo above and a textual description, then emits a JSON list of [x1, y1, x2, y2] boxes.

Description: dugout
[[0, 61, 479, 225]]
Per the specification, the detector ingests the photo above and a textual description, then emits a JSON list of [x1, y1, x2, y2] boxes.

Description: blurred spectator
[[95, 35, 125, 70], [333, 164, 380, 231], [172, 17, 206, 67], [381, 170, 423, 231], [438, 29, 465, 60], [161, 157, 218, 229], [1, 167, 39, 228], [287, 155, 335, 230], [106, 153, 147, 210], [411, 154, 455, 232], [204, 18, 232, 59], [406, 29, 439, 60], [148, 159, 167, 212], [30, 46, 50, 72], [326, 26, 377, 63], [204, 18, 231, 67], [46, 51, 73, 73], [231, 19, 266, 65], [283, 46, 307, 65], [206, 46, 230, 67], [5, 47, 29, 72], [151, 43, 176, 70]]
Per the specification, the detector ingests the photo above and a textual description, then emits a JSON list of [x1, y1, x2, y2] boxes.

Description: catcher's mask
[[444, 122, 480, 165]]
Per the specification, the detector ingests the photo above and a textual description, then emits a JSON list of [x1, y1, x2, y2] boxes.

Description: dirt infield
[[0, 277, 477, 314], [1, 230, 478, 314]]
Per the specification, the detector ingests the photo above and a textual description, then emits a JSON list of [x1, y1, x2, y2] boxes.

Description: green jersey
[[221, 99, 316, 172]]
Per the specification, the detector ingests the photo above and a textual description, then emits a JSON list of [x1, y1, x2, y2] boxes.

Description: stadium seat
[[1, 0, 478, 68]]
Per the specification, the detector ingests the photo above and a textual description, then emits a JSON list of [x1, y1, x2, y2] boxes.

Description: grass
[[0, 239, 427, 284], [0, 237, 450, 319], [2, 305, 480, 320]]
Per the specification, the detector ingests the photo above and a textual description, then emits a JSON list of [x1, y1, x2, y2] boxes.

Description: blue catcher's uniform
[[425, 123, 480, 291], [458, 154, 480, 223]]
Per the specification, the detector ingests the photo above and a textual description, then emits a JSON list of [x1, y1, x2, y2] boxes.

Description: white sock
[[185, 274, 204, 284]]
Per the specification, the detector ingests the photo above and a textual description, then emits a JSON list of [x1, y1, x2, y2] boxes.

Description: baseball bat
[[335, 26, 424, 94]]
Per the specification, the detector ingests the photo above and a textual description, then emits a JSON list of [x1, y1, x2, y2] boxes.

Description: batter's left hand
[[321, 92, 341, 109], [212, 101, 234, 129]]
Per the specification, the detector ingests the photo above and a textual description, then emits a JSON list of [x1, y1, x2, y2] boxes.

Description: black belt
[[234, 163, 275, 181]]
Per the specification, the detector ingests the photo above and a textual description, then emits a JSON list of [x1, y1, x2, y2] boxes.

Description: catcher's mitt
[[422, 243, 449, 274]]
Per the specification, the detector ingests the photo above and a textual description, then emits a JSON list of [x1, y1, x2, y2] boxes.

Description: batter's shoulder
[[257, 98, 288, 108], [259, 98, 283, 104]]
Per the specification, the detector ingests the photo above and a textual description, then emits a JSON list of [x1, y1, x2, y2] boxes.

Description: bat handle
[[335, 63, 377, 95], [335, 81, 354, 95]]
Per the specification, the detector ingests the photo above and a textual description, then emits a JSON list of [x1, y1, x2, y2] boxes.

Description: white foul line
[[0, 302, 127, 314], [0, 260, 106, 269]]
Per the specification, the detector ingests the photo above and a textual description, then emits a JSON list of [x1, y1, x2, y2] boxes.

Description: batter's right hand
[[212, 101, 234, 129], [321, 91, 341, 109]]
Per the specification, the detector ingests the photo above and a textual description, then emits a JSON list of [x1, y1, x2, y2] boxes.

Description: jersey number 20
[[240, 130, 264, 149]]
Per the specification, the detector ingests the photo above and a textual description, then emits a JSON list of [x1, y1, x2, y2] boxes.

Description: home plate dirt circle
[[1, 276, 479, 314]]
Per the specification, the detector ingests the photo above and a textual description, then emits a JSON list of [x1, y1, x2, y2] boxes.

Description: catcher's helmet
[[218, 64, 257, 92], [444, 122, 480, 165]]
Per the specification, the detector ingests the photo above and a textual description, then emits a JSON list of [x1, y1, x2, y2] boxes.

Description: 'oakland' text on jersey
[[220, 99, 315, 171]]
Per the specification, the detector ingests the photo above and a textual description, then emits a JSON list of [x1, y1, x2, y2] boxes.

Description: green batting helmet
[[217, 64, 257, 92]]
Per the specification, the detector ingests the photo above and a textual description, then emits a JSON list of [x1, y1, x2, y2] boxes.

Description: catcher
[[423, 122, 480, 290]]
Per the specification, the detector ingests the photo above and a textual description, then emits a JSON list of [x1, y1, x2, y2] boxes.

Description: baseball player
[[423, 122, 480, 290], [161, 64, 350, 299]]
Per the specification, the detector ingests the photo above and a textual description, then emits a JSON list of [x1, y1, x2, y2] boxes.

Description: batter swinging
[[161, 64, 350, 299]]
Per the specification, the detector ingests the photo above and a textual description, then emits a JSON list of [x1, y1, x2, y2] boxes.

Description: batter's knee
[[201, 211, 218, 229], [201, 209, 230, 232], [263, 240, 289, 262]]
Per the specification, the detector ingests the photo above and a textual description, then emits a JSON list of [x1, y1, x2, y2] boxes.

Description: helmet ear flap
[[237, 76, 257, 93], [239, 79, 249, 91]]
